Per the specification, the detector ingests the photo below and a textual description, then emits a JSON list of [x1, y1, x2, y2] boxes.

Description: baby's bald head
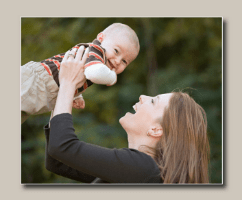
[[102, 23, 140, 57], [97, 23, 140, 74]]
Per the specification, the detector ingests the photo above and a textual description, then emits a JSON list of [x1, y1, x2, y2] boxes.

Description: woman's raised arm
[[53, 46, 89, 117]]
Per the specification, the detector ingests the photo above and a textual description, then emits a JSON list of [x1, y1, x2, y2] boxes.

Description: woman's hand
[[53, 46, 89, 117], [59, 46, 89, 89]]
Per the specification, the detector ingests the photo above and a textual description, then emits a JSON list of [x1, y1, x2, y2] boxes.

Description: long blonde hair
[[155, 92, 210, 183]]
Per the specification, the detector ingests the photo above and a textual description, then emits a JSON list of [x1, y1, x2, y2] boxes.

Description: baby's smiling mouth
[[108, 60, 115, 70]]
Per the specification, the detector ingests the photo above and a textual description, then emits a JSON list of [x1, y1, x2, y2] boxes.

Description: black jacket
[[45, 113, 162, 184]]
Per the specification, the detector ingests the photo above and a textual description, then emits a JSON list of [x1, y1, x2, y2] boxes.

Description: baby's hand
[[107, 69, 117, 86], [73, 96, 85, 109]]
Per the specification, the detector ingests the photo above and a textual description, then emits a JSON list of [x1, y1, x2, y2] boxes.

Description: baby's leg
[[21, 61, 59, 123], [73, 93, 85, 109]]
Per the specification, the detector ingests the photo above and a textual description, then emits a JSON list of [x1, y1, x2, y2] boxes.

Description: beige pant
[[21, 61, 59, 123]]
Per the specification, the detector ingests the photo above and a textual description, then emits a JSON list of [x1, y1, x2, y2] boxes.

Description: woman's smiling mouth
[[133, 104, 137, 113]]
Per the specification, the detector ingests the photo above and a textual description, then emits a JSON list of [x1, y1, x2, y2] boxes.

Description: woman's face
[[119, 93, 173, 134]]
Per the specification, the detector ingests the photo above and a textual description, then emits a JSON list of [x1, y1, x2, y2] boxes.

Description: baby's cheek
[[116, 65, 126, 74], [105, 52, 111, 60]]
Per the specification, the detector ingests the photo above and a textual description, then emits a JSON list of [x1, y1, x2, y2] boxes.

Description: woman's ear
[[147, 126, 163, 138], [97, 32, 104, 42]]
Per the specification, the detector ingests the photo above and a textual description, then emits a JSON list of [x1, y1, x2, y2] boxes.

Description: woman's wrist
[[53, 82, 76, 116], [59, 81, 76, 93], [60, 84, 76, 101]]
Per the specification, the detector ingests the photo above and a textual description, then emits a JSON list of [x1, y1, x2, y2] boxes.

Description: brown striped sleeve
[[40, 40, 105, 92]]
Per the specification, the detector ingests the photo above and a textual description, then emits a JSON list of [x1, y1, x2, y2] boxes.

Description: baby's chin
[[106, 64, 113, 70]]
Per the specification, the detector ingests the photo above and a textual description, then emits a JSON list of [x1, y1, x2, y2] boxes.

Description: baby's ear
[[97, 32, 104, 42]]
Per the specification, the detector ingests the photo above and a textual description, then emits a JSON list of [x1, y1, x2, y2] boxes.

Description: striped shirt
[[40, 39, 106, 94]]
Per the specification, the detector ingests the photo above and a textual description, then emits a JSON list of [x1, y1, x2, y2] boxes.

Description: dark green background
[[21, 18, 222, 183]]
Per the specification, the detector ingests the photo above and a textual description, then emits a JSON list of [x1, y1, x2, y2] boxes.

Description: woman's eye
[[151, 99, 154, 104]]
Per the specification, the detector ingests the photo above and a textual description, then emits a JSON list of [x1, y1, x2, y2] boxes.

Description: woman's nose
[[139, 95, 148, 103]]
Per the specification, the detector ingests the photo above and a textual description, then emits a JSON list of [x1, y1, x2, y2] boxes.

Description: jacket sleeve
[[48, 113, 160, 183], [84, 63, 117, 86], [44, 124, 96, 183]]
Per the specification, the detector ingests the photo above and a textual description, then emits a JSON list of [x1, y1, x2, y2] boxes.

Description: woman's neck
[[127, 135, 156, 159]]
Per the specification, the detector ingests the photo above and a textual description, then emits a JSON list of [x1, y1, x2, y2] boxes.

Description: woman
[[45, 46, 210, 183]]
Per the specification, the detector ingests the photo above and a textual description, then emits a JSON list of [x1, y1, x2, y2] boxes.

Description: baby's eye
[[115, 49, 118, 53], [151, 99, 154, 104], [122, 59, 127, 65]]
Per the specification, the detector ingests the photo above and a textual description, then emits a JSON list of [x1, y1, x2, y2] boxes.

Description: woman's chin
[[124, 112, 134, 118], [119, 112, 133, 126]]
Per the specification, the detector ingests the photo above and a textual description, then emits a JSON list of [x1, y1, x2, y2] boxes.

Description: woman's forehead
[[157, 93, 172, 100], [155, 93, 172, 108]]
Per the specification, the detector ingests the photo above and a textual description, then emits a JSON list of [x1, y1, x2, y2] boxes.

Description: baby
[[21, 23, 140, 123]]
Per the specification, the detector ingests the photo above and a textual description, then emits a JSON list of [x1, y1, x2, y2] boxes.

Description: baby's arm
[[73, 63, 117, 110], [84, 64, 117, 86]]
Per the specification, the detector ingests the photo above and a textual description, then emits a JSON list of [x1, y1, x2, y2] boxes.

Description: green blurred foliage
[[21, 18, 222, 184]]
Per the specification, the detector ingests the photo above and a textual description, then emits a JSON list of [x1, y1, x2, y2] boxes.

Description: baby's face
[[100, 34, 138, 74]]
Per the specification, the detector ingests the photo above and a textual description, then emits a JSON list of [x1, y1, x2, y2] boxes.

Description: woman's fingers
[[63, 48, 77, 63], [63, 45, 89, 63], [68, 48, 78, 60], [75, 46, 89, 63], [82, 47, 89, 63], [75, 46, 85, 61], [63, 50, 70, 62]]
